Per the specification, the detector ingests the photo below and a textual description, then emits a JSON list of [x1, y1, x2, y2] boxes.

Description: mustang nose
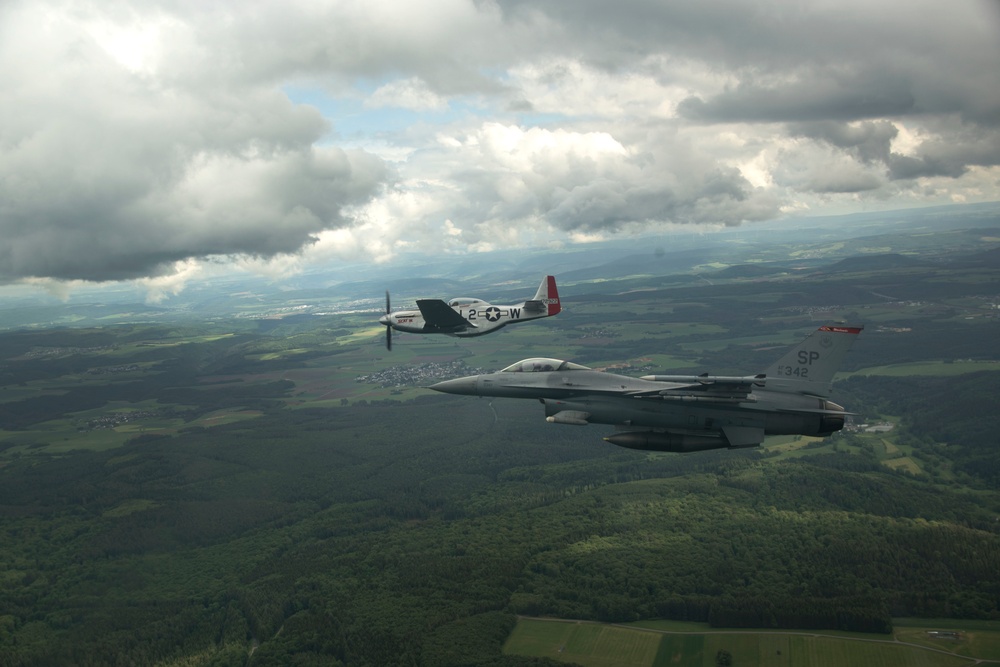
[[378, 314, 390, 326], [429, 377, 479, 395]]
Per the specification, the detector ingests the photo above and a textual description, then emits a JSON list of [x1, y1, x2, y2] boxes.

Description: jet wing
[[416, 299, 475, 332], [630, 373, 764, 402]]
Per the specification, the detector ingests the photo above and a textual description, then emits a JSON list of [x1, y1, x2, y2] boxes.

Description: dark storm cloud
[[496, 0, 1000, 127], [678, 75, 918, 124], [887, 131, 1000, 180], [787, 121, 898, 164], [0, 147, 388, 282], [787, 119, 1000, 183]]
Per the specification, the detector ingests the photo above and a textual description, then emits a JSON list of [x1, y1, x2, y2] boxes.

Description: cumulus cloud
[[786, 118, 1000, 184], [0, 1, 388, 285], [1, 0, 998, 292], [349, 122, 779, 256], [367, 78, 449, 112]]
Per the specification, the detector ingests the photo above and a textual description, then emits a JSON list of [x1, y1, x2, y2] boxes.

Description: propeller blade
[[384, 290, 393, 350]]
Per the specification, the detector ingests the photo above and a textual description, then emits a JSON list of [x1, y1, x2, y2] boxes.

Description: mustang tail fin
[[763, 325, 863, 396], [524, 275, 561, 316]]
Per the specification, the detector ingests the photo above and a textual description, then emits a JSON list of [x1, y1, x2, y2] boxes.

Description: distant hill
[[824, 253, 932, 273], [960, 246, 1000, 268], [559, 247, 717, 282], [710, 263, 793, 279]]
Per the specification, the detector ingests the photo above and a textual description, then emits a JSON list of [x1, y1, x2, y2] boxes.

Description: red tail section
[[545, 275, 561, 316], [529, 275, 561, 317]]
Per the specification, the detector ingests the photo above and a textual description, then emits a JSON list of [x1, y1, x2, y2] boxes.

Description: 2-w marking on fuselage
[[464, 306, 519, 322]]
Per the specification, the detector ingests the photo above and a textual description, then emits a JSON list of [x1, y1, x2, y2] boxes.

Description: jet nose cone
[[429, 377, 479, 395]]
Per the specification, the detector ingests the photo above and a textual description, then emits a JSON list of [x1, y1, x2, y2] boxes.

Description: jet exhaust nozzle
[[816, 400, 846, 435], [604, 431, 729, 453]]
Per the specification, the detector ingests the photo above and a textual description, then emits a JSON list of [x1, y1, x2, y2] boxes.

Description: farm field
[[505, 618, 1000, 666]]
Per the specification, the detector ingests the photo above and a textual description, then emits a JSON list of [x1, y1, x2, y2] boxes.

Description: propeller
[[384, 290, 392, 351]]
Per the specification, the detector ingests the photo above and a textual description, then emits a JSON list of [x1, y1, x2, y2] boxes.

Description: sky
[[2, 0, 999, 301]]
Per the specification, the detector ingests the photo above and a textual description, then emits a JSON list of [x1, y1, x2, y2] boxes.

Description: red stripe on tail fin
[[546, 276, 561, 316]]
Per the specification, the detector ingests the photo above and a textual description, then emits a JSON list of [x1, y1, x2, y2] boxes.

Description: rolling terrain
[[0, 207, 999, 666]]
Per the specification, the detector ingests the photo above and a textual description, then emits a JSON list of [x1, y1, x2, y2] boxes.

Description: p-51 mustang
[[379, 276, 560, 350], [430, 325, 862, 452]]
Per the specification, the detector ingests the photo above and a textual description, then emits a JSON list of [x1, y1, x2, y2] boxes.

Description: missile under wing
[[430, 325, 863, 453]]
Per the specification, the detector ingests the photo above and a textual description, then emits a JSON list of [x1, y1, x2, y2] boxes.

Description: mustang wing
[[416, 299, 475, 332]]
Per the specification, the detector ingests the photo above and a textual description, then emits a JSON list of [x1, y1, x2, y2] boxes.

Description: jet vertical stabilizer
[[763, 325, 863, 396]]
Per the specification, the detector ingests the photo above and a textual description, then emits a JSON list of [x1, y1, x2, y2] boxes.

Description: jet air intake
[[604, 431, 729, 453]]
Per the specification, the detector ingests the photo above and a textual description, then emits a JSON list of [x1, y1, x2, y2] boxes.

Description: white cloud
[[366, 78, 449, 112], [137, 259, 204, 304], [0, 0, 998, 293]]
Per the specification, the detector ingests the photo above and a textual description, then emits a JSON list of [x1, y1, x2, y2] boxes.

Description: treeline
[[839, 372, 1000, 485], [647, 595, 890, 633]]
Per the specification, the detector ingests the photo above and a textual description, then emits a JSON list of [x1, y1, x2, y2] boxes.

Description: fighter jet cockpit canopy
[[501, 358, 591, 373]]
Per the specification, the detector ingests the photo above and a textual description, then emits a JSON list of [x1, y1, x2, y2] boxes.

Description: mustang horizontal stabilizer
[[415, 299, 475, 331]]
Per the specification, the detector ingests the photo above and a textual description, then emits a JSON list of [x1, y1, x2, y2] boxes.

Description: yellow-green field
[[505, 618, 1000, 666]]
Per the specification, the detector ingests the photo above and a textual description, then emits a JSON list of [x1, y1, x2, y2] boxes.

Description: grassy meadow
[[505, 618, 1000, 666]]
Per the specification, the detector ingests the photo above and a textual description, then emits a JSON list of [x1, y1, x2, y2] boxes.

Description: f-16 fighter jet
[[430, 325, 862, 452], [379, 275, 560, 350]]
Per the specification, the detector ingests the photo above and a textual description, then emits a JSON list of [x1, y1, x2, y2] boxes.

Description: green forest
[[1, 242, 999, 666]]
